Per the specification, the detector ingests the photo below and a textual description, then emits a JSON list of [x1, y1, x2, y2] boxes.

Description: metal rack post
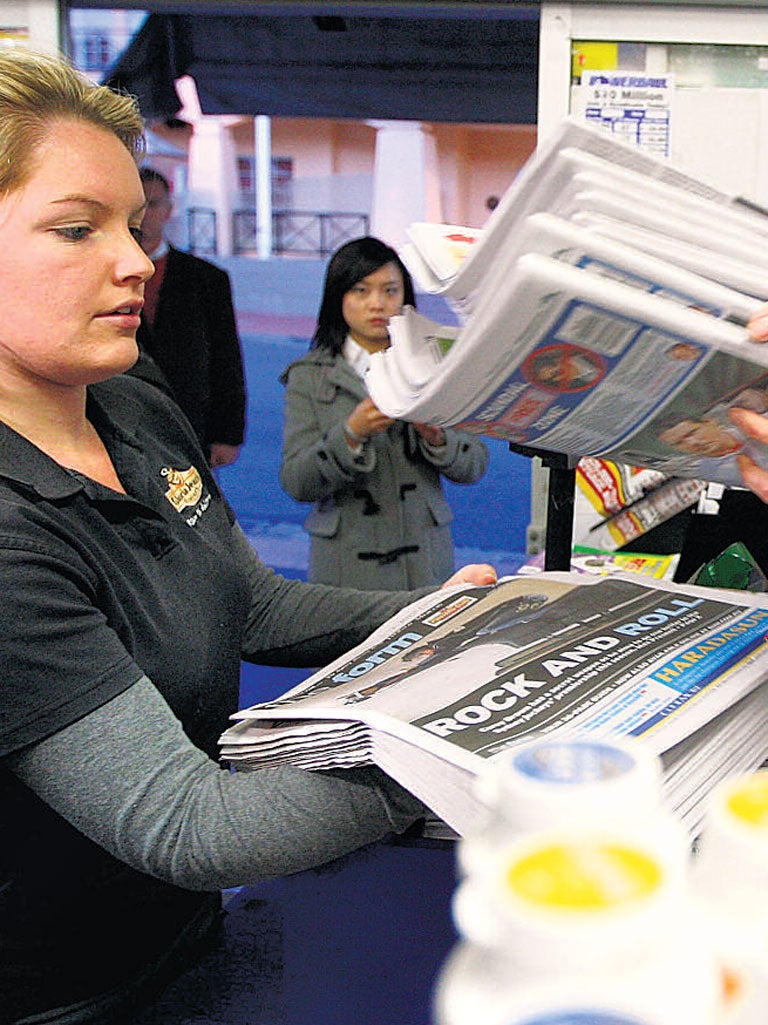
[[510, 444, 579, 572]]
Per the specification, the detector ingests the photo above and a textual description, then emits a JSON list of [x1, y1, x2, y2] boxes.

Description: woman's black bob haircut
[[311, 235, 416, 355]]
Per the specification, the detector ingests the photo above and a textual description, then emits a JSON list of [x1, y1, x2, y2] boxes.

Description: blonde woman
[[0, 49, 495, 1023]]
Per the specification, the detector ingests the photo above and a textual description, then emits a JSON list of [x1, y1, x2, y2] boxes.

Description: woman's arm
[[232, 524, 416, 666], [412, 425, 489, 484], [233, 525, 497, 667], [6, 675, 425, 892], [279, 365, 376, 503]]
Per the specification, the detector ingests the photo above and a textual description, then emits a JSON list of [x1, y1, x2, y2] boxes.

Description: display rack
[[509, 443, 578, 572]]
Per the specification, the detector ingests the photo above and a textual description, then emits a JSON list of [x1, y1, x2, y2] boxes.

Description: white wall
[[0, 0, 59, 51]]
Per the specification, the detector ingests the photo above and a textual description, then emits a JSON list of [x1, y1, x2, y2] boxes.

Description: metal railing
[[187, 207, 218, 255], [233, 209, 258, 254], [271, 211, 369, 256], [222, 209, 369, 256]]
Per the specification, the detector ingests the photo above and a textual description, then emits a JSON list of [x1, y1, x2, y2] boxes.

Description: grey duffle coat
[[279, 348, 489, 590]]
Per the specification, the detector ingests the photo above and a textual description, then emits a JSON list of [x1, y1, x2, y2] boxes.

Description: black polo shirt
[[0, 373, 250, 758], [0, 374, 251, 1015]]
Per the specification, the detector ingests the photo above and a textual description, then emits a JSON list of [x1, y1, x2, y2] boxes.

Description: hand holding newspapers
[[220, 572, 768, 839], [367, 118, 768, 489]]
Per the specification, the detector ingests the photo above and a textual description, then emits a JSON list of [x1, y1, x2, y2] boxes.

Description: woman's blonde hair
[[0, 48, 145, 195]]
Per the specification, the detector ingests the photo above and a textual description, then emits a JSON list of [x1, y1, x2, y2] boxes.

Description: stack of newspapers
[[367, 118, 768, 489], [220, 573, 768, 839]]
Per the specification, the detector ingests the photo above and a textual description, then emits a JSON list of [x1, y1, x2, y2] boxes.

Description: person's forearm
[[280, 422, 376, 502], [231, 524, 427, 666], [418, 429, 488, 484], [6, 676, 426, 892]]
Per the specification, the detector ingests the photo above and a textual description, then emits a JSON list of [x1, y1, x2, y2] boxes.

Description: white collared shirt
[[342, 335, 371, 382]]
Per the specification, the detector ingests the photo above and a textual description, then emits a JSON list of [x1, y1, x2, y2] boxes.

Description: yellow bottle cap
[[726, 771, 768, 830], [506, 842, 662, 910]]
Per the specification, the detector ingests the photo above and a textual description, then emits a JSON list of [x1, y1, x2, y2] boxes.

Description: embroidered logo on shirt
[[162, 465, 204, 512]]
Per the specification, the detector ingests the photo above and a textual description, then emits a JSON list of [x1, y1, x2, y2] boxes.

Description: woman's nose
[[117, 235, 154, 283]]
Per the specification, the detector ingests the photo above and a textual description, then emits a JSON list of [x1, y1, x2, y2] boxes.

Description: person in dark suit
[[135, 167, 246, 468]]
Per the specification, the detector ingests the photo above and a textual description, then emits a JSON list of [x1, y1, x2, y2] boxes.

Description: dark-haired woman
[[280, 236, 488, 590]]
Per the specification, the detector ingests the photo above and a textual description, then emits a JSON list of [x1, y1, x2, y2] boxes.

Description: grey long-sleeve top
[[7, 673, 424, 892], [5, 519, 428, 891], [0, 373, 430, 1020]]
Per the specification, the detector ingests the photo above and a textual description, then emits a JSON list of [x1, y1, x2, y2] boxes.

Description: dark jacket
[[136, 247, 246, 451]]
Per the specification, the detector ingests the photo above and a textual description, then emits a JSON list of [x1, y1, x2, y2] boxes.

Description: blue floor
[[216, 328, 533, 707]]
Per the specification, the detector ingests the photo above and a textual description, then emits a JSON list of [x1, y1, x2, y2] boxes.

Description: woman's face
[[0, 118, 153, 389], [341, 261, 405, 352]]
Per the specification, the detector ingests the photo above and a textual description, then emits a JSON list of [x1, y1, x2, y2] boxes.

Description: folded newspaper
[[401, 118, 768, 309], [220, 573, 768, 838], [371, 118, 768, 489]]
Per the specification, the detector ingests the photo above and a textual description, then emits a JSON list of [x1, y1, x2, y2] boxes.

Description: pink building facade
[[148, 101, 537, 256]]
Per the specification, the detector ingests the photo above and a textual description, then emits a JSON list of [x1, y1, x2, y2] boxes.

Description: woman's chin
[[68, 343, 141, 386]]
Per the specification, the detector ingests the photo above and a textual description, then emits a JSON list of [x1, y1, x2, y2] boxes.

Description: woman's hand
[[748, 304, 768, 343], [345, 397, 395, 446], [413, 422, 447, 447], [731, 407, 768, 502], [734, 305, 768, 501], [441, 564, 498, 589]]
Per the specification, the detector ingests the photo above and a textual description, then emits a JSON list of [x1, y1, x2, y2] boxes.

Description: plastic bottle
[[459, 734, 680, 877], [691, 769, 768, 1024], [435, 825, 721, 1025], [435, 736, 724, 1025]]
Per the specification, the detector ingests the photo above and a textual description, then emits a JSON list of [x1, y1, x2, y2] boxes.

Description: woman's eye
[[54, 225, 92, 242], [130, 225, 145, 244]]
